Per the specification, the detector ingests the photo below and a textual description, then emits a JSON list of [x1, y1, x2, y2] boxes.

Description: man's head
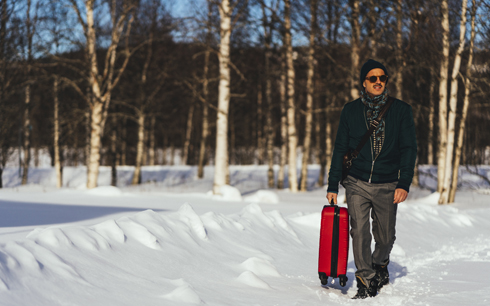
[[360, 59, 389, 98]]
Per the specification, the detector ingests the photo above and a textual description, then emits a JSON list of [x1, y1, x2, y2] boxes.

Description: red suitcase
[[318, 201, 349, 287]]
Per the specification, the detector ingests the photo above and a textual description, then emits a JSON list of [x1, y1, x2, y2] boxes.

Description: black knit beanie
[[360, 59, 389, 89]]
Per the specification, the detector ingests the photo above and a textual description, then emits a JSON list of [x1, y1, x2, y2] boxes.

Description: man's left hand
[[393, 188, 408, 204]]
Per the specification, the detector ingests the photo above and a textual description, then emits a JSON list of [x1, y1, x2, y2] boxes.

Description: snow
[[0, 165, 489, 305]]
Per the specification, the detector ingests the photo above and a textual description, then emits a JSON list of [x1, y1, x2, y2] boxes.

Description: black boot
[[373, 262, 389, 289], [352, 276, 378, 299]]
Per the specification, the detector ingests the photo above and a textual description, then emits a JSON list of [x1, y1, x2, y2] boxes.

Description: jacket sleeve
[[396, 104, 417, 192], [327, 105, 350, 193]]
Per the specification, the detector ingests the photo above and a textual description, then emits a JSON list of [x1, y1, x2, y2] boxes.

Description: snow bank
[[85, 186, 123, 196], [208, 184, 243, 201], [243, 190, 280, 204]]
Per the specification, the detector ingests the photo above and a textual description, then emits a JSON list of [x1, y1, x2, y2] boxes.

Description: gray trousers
[[344, 175, 398, 287]]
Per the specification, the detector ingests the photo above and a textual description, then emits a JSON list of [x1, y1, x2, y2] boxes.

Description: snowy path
[[0, 166, 489, 305]]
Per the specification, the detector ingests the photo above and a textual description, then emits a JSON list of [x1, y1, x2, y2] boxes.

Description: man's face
[[363, 68, 387, 98]]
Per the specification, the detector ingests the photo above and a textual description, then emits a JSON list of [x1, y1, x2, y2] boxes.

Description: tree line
[[0, 0, 489, 204]]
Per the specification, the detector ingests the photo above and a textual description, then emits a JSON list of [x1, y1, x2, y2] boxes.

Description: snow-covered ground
[[0, 165, 489, 305]]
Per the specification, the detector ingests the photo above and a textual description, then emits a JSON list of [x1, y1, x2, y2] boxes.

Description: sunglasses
[[365, 75, 388, 83]]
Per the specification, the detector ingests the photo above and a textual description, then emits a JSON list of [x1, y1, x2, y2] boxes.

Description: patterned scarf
[[361, 88, 389, 156]]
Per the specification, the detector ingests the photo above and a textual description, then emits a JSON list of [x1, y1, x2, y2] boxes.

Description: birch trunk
[[428, 71, 435, 165], [395, 0, 404, 100], [87, 103, 104, 188], [198, 2, 213, 179], [316, 99, 325, 186], [284, 0, 298, 193], [85, 107, 91, 167], [449, 0, 476, 203], [367, 0, 377, 58], [22, 0, 33, 185], [21, 84, 31, 185], [83, 0, 133, 188], [54, 77, 62, 188], [349, 0, 360, 100], [439, 0, 467, 204], [198, 50, 210, 178], [325, 102, 333, 182], [132, 114, 145, 185], [213, 0, 232, 194], [256, 84, 265, 164], [110, 115, 117, 186], [149, 116, 155, 166], [277, 51, 288, 189], [437, 0, 450, 193], [182, 102, 194, 165], [262, 7, 274, 188], [121, 117, 127, 165], [142, 128, 148, 167], [300, 0, 317, 192]]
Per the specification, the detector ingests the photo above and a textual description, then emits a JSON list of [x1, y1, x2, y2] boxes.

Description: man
[[326, 59, 417, 299]]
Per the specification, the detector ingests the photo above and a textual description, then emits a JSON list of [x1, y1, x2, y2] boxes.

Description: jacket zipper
[[364, 110, 381, 184]]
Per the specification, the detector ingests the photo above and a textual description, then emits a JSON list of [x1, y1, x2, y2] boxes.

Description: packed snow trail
[[0, 165, 489, 305], [0, 192, 489, 305]]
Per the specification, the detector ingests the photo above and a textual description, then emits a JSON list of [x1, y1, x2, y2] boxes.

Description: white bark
[[213, 0, 232, 194], [54, 77, 62, 188], [198, 48, 210, 179], [22, 84, 31, 185], [437, 0, 450, 193], [449, 0, 476, 204], [132, 114, 145, 185], [325, 105, 333, 181], [300, 0, 317, 192], [257, 84, 265, 164], [284, 0, 298, 193], [395, 0, 404, 100], [349, 0, 360, 100], [22, 0, 33, 185], [367, 0, 378, 58], [277, 52, 288, 189], [182, 102, 195, 165], [262, 4, 274, 188], [439, 0, 467, 204], [149, 116, 156, 166], [82, 0, 133, 189], [428, 72, 435, 165]]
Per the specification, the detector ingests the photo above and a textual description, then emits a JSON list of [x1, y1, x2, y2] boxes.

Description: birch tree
[[437, 0, 450, 193], [300, 0, 317, 192], [284, 0, 298, 192], [182, 102, 195, 165], [449, 0, 476, 203], [212, 0, 248, 194], [349, 0, 360, 100], [197, 44, 211, 178], [66, 0, 135, 189], [427, 70, 435, 165], [22, 0, 35, 185], [277, 51, 288, 189], [439, 0, 468, 204], [394, 0, 404, 100], [53, 76, 62, 188], [260, 1, 277, 188]]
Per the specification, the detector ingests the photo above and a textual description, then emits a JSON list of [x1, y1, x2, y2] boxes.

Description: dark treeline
[[0, 0, 489, 195]]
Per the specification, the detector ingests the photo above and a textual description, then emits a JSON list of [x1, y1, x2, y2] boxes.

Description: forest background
[[0, 0, 489, 204]]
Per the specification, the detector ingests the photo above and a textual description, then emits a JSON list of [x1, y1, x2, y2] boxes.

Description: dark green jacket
[[327, 97, 417, 193]]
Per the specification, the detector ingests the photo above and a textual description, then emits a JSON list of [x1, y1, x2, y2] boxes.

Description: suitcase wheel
[[339, 275, 348, 287], [319, 272, 328, 285]]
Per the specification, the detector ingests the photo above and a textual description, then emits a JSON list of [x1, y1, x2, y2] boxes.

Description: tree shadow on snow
[[0, 200, 166, 227]]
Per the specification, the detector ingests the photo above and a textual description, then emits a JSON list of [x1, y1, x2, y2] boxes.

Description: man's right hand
[[326, 192, 338, 205]]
